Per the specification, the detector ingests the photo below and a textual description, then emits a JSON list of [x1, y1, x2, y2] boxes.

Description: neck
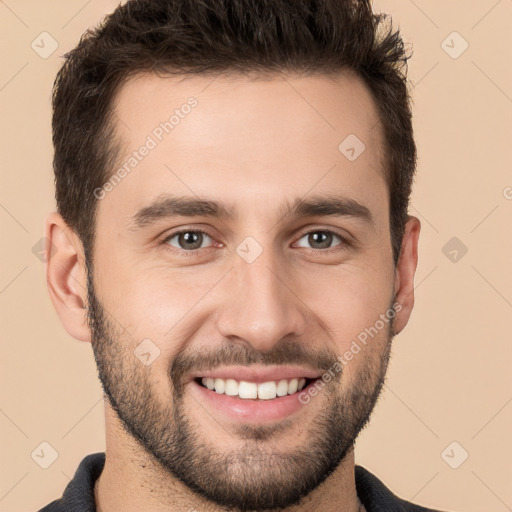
[[95, 404, 362, 512]]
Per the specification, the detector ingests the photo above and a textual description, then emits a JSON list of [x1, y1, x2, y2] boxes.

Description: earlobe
[[392, 215, 421, 336], [44, 212, 92, 343]]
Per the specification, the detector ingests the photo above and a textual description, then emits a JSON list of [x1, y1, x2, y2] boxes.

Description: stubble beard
[[86, 262, 393, 511]]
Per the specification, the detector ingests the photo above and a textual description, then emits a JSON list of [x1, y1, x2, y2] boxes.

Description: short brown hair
[[52, 0, 415, 265]]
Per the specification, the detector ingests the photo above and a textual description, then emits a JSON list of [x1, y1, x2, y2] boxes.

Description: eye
[[164, 230, 214, 251], [295, 230, 344, 250]]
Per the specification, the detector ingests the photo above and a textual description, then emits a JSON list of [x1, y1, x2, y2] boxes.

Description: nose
[[214, 250, 307, 352]]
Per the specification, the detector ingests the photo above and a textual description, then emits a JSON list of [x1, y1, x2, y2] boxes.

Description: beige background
[[1, 1, 511, 511]]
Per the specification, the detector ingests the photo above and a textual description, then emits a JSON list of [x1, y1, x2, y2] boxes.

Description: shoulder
[[355, 465, 449, 512], [38, 452, 105, 512]]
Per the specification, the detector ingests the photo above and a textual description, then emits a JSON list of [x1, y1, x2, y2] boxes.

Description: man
[[40, 0, 447, 510]]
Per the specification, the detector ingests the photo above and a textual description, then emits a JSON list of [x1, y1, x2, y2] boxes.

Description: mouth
[[188, 366, 325, 423], [195, 376, 317, 400], [189, 366, 322, 425]]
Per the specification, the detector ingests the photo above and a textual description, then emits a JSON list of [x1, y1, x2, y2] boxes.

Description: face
[[86, 71, 402, 510]]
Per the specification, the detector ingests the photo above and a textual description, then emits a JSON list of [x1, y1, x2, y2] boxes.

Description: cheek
[[293, 259, 394, 351], [96, 259, 223, 341]]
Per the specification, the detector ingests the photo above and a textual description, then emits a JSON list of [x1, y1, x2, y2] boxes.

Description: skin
[[45, 70, 420, 512]]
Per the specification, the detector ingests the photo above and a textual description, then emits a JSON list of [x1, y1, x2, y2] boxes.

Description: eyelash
[[160, 227, 351, 256]]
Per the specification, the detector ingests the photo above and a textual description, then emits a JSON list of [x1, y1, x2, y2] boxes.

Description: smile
[[197, 377, 311, 400]]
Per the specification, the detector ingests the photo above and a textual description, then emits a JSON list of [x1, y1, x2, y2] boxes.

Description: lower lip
[[189, 379, 316, 423]]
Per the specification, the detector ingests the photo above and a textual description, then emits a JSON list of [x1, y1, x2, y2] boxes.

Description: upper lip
[[190, 365, 323, 384]]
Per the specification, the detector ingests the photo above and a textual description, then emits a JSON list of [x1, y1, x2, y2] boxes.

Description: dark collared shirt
[[39, 452, 447, 511]]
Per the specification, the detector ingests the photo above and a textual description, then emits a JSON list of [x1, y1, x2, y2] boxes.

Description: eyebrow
[[130, 193, 373, 229], [287, 196, 373, 225], [131, 195, 236, 229]]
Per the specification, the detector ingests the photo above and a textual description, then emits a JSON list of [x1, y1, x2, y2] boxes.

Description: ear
[[392, 215, 421, 335], [44, 212, 91, 343]]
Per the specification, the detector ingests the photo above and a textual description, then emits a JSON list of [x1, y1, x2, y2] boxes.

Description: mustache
[[170, 339, 341, 391]]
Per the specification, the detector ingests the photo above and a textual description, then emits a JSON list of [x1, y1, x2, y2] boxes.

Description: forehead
[[101, 70, 387, 228]]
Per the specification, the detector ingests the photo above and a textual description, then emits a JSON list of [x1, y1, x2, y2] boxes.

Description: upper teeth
[[201, 377, 307, 400]]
